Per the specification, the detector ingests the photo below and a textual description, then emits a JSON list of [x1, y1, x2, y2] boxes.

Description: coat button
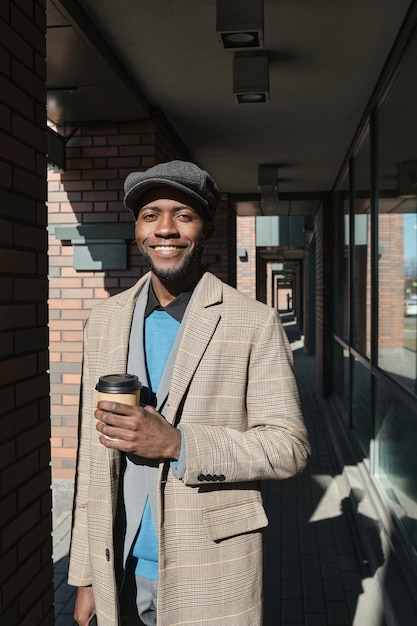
[[198, 474, 206, 481], [206, 474, 213, 481], [105, 549, 110, 561], [219, 475, 226, 481]]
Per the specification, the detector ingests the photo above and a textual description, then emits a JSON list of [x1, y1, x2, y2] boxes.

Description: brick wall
[[378, 213, 404, 350], [0, 1, 54, 624], [236, 215, 256, 298], [47, 121, 234, 479]]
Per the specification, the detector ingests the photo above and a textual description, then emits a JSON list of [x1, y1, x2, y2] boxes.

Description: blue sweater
[[132, 309, 180, 580]]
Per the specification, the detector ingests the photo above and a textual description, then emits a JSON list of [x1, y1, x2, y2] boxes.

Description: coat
[[68, 271, 310, 626]]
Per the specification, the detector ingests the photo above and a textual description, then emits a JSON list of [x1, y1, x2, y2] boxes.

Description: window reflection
[[352, 357, 371, 454], [332, 340, 350, 422], [376, 381, 417, 554], [331, 25, 417, 550], [377, 207, 417, 393], [377, 31, 417, 394], [374, 27, 417, 545]]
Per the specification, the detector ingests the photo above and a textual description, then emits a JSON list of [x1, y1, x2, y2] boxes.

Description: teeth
[[154, 246, 178, 250]]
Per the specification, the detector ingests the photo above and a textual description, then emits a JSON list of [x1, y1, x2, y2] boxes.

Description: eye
[[139, 211, 158, 221], [175, 210, 196, 221]]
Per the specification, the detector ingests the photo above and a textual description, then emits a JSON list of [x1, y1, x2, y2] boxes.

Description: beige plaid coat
[[68, 271, 310, 626]]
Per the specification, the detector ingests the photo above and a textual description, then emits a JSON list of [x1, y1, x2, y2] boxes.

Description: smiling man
[[134, 188, 214, 296], [135, 188, 213, 284], [68, 160, 310, 626]]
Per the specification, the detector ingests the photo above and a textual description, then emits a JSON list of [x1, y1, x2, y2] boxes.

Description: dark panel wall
[[0, 1, 54, 625]]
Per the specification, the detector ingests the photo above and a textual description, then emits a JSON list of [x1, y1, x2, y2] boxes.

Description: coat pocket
[[202, 498, 268, 542]]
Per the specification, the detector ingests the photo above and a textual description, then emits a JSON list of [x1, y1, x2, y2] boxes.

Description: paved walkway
[[53, 314, 385, 625], [52, 479, 76, 626]]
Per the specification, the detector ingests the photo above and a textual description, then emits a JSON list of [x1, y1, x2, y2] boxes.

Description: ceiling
[[46, 0, 412, 219]]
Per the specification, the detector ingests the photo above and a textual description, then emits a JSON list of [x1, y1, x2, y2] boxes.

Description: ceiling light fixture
[[216, 0, 264, 49], [258, 165, 279, 201], [233, 52, 269, 104]]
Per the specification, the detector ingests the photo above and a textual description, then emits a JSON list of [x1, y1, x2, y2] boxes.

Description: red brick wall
[[48, 121, 234, 479], [0, 1, 54, 624], [236, 215, 256, 298], [378, 214, 404, 350]]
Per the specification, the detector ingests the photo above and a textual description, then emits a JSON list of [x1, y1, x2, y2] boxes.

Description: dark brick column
[[0, 1, 54, 624]]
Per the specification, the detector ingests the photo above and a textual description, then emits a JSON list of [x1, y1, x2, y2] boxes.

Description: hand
[[95, 400, 181, 459], [74, 586, 96, 625]]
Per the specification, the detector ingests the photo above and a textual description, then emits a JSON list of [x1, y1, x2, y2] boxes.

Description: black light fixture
[[216, 0, 264, 49], [258, 165, 279, 201], [233, 52, 269, 104]]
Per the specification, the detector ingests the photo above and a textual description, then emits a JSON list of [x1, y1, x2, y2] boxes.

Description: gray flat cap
[[124, 160, 220, 220]]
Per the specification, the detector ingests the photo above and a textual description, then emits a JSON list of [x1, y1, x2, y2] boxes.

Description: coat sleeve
[[68, 321, 94, 586], [179, 307, 311, 485]]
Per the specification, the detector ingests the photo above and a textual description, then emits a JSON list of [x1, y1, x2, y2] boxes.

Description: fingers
[[95, 412, 136, 445], [95, 402, 160, 428], [94, 402, 138, 446], [95, 402, 143, 428], [96, 399, 138, 416], [94, 403, 163, 451], [94, 402, 180, 459]]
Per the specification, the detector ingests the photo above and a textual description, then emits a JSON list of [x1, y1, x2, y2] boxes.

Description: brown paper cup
[[97, 390, 140, 406], [96, 374, 142, 440]]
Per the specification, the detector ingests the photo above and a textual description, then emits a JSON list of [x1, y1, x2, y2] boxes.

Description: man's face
[[134, 189, 213, 284]]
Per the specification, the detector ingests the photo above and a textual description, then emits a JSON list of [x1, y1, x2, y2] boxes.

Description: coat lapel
[[106, 274, 151, 377], [128, 280, 152, 402], [164, 272, 223, 424], [102, 274, 151, 470], [102, 271, 224, 427]]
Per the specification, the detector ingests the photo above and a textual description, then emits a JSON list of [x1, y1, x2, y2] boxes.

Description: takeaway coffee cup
[[96, 374, 142, 441], [95, 373, 142, 406]]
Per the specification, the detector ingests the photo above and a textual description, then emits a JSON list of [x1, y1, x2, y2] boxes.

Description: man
[[68, 160, 310, 626]]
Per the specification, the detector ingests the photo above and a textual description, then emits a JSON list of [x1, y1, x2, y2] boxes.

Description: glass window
[[376, 380, 417, 555], [377, 31, 417, 396], [353, 131, 371, 358], [332, 340, 350, 421], [352, 357, 371, 454], [334, 172, 350, 343]]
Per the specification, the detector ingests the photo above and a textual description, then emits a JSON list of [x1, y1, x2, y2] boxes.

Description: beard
[[138, 237, 206, 282]]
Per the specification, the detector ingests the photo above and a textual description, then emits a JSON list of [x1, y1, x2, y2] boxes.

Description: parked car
[[405, 297, 417, 316]]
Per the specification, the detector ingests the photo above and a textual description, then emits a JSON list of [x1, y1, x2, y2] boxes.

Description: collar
[[145, 280, 198, 323]]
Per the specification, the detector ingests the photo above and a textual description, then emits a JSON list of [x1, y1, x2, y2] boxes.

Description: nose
[[154, 214, 180, 238]]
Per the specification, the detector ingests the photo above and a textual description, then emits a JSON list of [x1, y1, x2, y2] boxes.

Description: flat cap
[[124, 160, 220, 220]]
